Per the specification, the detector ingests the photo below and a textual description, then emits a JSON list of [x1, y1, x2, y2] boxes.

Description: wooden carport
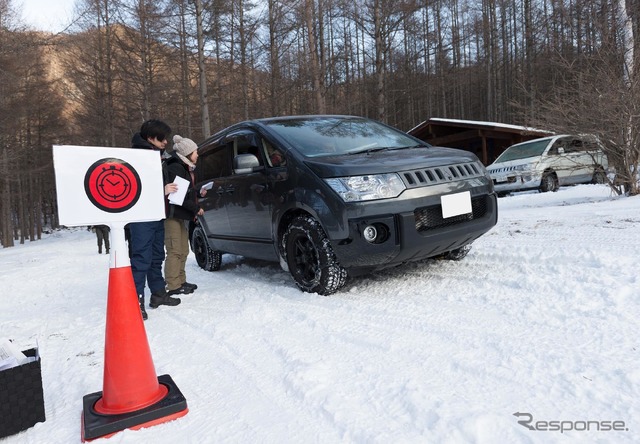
[[408, 118, 552, 166]]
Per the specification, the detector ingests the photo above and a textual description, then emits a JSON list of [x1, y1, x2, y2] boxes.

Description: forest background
[[1, 0, 639, 247]]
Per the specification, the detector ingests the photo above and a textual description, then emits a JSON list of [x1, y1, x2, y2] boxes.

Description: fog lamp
[[363, 225, 377, 243]]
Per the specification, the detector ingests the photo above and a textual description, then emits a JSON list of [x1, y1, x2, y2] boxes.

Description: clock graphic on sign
[[84, 158, 142, 213]]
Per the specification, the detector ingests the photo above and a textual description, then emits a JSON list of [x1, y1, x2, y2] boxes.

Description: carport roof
[[408, 118, 553, 165]]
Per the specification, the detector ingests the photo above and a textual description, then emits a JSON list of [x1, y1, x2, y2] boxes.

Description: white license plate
[[441, 191, 472, 218]]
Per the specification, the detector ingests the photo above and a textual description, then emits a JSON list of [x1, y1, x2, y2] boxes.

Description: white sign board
[[53, 145, 166, 226]]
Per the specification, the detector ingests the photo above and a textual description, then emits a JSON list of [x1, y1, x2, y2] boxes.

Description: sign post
[[53, 146, 188, 441]]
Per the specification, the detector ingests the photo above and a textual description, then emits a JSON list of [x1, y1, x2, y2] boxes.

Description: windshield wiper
[[347, 146, 391, 155]]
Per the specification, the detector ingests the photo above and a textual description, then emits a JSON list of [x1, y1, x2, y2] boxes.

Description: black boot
[[149, 291, 181, 308], [138, 294, 148, 320]]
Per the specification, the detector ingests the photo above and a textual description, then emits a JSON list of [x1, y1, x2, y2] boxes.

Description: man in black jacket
[[129, 119, 180, 320]]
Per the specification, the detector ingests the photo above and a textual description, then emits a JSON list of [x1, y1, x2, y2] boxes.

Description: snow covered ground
[[1, 184, 638, 443]]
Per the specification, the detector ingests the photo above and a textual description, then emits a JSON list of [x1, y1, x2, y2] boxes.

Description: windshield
[[263, 116, 422, 158], [494, 139, 551, 163]]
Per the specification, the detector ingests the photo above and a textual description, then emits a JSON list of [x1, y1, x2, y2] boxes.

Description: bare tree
[[304, 0, 326, 112]]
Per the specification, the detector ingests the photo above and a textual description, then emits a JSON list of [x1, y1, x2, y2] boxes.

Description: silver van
[[487, 135, 608, 196]]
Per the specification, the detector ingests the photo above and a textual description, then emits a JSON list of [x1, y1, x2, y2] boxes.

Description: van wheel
[[592, 167, 607, 184], [540, 172, 558, 192], [284, 215, 347, 295], [191, 225, 222, 271]]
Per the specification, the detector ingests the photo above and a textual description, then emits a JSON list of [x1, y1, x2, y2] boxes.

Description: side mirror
[[233, 153, 263, 174], [557, 147, 565, 155]]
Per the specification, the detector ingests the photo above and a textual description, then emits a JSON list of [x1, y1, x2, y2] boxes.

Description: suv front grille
[[415, 195, 488, 232], [401, 161, 484, 189]]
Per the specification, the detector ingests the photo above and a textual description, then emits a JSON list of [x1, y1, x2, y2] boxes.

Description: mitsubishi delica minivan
[[190, 115, 498, 295], [487, 135, 609, 196]]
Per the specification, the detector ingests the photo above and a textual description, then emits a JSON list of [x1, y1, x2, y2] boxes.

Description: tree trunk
[[195, 0, 211, 137]]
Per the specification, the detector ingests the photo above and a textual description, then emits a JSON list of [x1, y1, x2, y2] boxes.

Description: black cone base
[[81, 374, 188, 441]]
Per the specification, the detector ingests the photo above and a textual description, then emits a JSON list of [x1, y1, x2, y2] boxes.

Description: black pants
[[95, 226, 110, 253]]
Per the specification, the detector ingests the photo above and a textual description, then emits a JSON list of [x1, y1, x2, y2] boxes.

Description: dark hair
[[140, 119, 171, 142]]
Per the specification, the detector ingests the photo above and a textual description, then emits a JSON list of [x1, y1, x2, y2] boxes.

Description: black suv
[[191, 115, 498, 295]]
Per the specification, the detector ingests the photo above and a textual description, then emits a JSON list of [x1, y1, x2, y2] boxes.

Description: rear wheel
[[191, 225, 222, 271], [540, 172, 558, 192], [283, 215, 347, 295], [592, 167, 607, 184]]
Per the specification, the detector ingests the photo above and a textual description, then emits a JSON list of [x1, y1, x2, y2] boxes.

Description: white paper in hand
[[201, 181, 214, 192], [168, 176, 190, 206]]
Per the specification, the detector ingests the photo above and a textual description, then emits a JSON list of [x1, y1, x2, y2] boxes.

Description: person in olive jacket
[[163, 135, 204, 296]]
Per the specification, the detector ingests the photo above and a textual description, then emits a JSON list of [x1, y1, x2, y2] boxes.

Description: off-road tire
[[191, 224, 222, 271], [283, 215, 347, 295]]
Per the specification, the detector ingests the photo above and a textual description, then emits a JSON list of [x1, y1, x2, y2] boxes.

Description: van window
[[549, 139, 569, 155], [263, 116, 418, 158], [263, 139, 286, 167], [196, 145, 232, 181], [566, 139, 584, 153], [493, 138, 550, 163], [230, 132, 264, 166]]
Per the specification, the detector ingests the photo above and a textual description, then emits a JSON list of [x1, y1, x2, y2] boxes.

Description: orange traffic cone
[[95, 266, 167, 414], [81, 227, 188, 441]]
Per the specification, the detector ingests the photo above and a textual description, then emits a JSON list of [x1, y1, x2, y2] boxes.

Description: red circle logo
[[84, 158, 142, 212]]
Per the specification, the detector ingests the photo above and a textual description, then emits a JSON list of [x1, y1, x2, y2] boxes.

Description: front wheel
[[540, 172, 558, 192], [191, 224, 222, 271], [283, 215, 347, 295]]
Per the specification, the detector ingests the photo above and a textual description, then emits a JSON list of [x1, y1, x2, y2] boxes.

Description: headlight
[[325, 174, 406, 202]]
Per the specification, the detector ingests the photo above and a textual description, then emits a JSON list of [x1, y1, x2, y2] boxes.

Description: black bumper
[[332, 193, 498, 271]]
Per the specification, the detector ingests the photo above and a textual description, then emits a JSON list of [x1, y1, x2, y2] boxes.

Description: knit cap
[[173, 135, 198, 157]]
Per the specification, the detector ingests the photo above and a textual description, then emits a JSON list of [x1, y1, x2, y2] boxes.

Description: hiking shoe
[[149, 292, 181, 308], [183, 282, 198, 291], [166, 284, 194, 296]]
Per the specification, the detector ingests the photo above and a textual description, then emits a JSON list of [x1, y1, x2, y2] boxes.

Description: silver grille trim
[[488, 166, 520, 174], [401, 161, 484, 188]]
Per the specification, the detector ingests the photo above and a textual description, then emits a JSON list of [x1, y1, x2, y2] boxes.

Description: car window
[[263, 116, 419, 158], [583, 140, 601, 151], [493, 138, 550, 163], [566, 139, 584, 153], [196, 144, 232, 181], [230, 131, 264, 166], [263, 139, 286, 167], [549, 139, 568, 155]]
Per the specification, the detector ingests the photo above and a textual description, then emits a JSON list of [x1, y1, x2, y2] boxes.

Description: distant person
[[163, 135, 204, 297], [89, 225, 110, 254], [129, 119, 180, 320]]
